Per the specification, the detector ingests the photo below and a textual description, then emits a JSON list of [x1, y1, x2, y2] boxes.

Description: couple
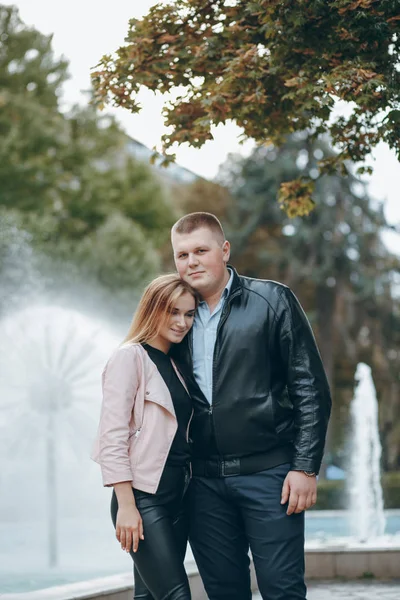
[[92, 212, 332, 600]]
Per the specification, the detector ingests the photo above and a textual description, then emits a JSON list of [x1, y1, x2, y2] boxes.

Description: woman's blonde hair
[[123, 274, 200, 344]]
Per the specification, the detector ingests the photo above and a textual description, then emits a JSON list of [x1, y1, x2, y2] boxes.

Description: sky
[[8, 0, 400, 251]]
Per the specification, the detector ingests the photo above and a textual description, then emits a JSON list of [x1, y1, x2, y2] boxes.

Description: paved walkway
[[253, 580, 400, 599]]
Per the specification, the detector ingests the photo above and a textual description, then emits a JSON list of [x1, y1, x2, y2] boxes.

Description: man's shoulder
[[238, 274, 290, 302], [237, 274, 308, 322]]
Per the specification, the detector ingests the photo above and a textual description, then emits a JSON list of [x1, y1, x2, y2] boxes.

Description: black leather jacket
[[174, 267, 332, 475]]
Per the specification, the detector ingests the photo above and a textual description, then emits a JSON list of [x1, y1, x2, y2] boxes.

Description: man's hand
[[281, 470, 317, 515]]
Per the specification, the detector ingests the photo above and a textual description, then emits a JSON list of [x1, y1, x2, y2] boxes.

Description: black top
[[142, 344, 191, 467]]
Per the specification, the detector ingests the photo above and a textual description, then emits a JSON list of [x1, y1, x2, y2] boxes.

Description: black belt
[[191, 445, 293, 478]]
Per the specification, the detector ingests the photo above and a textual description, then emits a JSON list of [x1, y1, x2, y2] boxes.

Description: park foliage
[[0, 4, 176, 300], [92, 0, 400, 216]]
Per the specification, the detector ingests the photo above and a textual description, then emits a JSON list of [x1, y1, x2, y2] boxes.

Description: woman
[[92, 274, 200, 600]]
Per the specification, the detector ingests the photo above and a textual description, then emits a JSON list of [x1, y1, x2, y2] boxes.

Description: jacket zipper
[[186, 409, 194, 442], [186, 408, 194, 478], [210, 289, 241, 454], [169, 359, 192, 476], [188, 329, 193, 364], [212, 289, 241, 403]]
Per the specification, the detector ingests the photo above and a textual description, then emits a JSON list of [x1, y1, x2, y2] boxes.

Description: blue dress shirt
[[192, 269, 234, 404]]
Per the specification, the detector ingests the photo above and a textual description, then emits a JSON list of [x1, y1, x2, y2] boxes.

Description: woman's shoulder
[[118, 341, 143, 353], [103, 342, 149, 383], [106, 341, 145, 366]]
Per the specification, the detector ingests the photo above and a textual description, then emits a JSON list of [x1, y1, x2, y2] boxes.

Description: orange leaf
[[284, 77, 301, 88], [158, 34, 178, 43]]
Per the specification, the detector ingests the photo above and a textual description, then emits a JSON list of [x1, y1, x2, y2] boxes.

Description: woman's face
[[157, 292, 196, 348]]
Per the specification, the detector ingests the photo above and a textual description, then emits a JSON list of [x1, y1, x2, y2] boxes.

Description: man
[[171, 212, 331, 600]]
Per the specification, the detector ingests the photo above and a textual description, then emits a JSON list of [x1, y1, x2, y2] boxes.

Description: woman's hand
[[116, 503, 144, 553], [114, 481, 144, 553]]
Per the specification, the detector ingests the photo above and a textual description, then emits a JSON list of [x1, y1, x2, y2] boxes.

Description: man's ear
[[222, 240, 231, 264]]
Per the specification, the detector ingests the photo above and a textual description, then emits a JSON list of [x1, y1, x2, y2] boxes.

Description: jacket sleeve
[[278, 287, 332, 474], [97, 345, 141, 486]]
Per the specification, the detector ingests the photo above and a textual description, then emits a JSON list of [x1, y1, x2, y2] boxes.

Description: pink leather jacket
[[91, 342, 191, 493]]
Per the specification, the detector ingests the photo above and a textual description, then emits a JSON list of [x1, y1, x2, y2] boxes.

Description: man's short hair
[[171, 212, 226, 245]]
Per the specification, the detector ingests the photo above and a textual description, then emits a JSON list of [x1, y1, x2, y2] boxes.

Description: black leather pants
[[111, 464, 191, 600]]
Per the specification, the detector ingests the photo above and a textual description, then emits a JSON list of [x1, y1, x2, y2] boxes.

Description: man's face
[[172, 227, 230, 297]]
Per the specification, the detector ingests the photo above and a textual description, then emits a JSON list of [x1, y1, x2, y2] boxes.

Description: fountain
[[0, 304, 121, 578], [348, 363, 386, 541], [304, 362, 400, 581]]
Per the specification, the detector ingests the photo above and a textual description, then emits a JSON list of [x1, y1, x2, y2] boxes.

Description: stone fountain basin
[[305, 538, 400, 579], [304, 509, 400, 577]]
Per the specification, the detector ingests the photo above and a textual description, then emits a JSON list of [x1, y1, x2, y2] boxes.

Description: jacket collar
[[226, 264, 243, 301]]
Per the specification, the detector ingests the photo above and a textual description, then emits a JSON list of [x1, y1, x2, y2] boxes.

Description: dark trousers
[[111, 464, 191, 600], [188, 463, 306, 600]]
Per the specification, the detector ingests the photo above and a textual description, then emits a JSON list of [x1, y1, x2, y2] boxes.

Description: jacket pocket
[[128, 424, 145, 470], [129, 427, 142, 438]]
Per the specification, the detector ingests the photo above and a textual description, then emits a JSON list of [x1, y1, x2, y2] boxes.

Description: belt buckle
[[221, 458, 240, 477]]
